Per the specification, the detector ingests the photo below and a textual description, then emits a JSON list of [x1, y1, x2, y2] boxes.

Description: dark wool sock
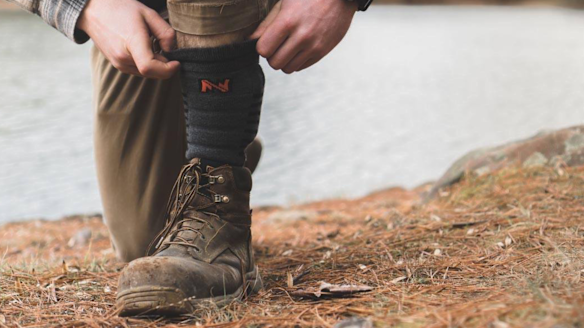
[[166, 40, 264, 167]]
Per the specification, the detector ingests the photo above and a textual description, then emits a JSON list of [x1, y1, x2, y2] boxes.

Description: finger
[[267, 36, 303, 71], [154, 53, 169, 63], [298, 57, 320, 72], [282, 50, 311, 74], [143, 9, 177, 52], [250, 1, 282, 40], [256, 13, 291, 58], [127, 26, 180, 79], [116, 64, 141, 76]]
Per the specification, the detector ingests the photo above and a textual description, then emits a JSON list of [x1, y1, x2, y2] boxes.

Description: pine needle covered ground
[[1, 166, 583, 327]]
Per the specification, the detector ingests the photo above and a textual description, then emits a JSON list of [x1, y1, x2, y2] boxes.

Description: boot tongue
[[184, 158, 212, 199]]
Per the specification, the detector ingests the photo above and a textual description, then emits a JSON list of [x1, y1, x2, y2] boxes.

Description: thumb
[[143, 10, 177, 52], [250, 1, 282, 40]]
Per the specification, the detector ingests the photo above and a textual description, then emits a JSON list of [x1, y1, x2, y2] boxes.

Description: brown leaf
[[290, 281, 373, 299]]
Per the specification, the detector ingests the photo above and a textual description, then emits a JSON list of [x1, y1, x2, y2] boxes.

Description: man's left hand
[[251, 0, 358, 74]]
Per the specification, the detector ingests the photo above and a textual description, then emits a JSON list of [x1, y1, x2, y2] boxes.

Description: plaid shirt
[[8, 0, 167, 44], [9, 0, 89, 43]]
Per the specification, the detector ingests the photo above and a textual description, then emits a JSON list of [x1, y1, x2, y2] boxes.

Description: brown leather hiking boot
[[116, 159, 262, 316]]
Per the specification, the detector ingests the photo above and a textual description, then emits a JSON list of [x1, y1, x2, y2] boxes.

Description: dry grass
[[1, 166, 583, 327]]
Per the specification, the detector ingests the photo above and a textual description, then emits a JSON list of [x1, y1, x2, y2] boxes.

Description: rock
[[426, 125, 584, 201], [522, 152, 548, 168], [67, 228, 92, 248], [334, 317, 373, 328]]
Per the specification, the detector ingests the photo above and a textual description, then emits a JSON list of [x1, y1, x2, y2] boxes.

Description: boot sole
[[116, 266, 263, 317]]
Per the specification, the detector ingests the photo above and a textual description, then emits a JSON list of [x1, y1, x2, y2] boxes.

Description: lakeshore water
[[1, 6, 584, 223]]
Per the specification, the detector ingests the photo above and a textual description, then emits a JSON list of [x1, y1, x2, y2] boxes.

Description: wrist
[[76, 0, 93, 34]]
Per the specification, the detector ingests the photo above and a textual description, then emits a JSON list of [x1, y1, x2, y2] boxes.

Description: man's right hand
[[77, 0, 179, 79]]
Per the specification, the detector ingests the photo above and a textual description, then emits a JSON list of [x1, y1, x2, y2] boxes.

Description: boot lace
[[146, 162, 219, 256]]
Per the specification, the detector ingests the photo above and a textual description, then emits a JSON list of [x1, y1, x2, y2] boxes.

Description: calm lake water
[[1, 6, 584, 223]]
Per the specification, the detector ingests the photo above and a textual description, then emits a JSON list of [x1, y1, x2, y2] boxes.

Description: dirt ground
[[1, 166, 583, 327]]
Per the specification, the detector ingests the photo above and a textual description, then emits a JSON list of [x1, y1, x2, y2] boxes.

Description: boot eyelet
[[222, 196, 230, 203], [200, 235, 206, 240], [217, 176, 225, 184]]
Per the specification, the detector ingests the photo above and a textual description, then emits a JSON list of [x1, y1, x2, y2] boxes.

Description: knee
[[167, 0, 270, 48], [175, 24, 259, 48]]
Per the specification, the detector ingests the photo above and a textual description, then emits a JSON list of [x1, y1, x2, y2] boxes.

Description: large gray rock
[[426, 125, 584, 200]]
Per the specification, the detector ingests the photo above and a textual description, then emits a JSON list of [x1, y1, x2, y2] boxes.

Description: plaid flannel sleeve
[[8, 0, 90, 44]]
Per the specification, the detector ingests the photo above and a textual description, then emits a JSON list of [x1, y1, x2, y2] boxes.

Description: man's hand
[[251, 0, 357, 74], [77, 0, 179, 79]]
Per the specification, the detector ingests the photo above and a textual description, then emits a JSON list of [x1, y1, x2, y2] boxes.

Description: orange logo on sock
[[200, 79, 230, 93]]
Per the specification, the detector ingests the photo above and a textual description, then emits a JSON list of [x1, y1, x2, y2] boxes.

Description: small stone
[[490, 320, 510, 328], [282, 249, 293, 256], [433, 249, 442, 256], [431, 215, 442, 222], [67, 228, 92, 248], [473, 166, 491, 176], [565, 133, 584, 153], [522, 152, 548, 168], [333, 317, 373, 328]]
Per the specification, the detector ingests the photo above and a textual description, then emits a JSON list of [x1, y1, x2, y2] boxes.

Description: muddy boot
[[116, 159, 262, 316]]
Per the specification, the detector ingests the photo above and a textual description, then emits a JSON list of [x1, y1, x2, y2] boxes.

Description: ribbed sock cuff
[[165, 39, 259, 73]]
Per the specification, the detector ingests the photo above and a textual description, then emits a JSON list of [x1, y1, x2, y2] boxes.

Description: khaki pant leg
[[91, 46, 186, 262], [168, 0, 276, 36]]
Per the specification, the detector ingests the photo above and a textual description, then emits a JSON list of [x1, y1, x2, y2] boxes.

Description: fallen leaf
[[291, 281, 373, 299]]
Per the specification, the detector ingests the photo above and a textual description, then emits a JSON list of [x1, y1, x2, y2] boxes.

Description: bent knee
[[167, 0, 275, 48], [175, 24, 259, 48]]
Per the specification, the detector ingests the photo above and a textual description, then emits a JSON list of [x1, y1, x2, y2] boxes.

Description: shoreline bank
[[1, 165, 583, 327]]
